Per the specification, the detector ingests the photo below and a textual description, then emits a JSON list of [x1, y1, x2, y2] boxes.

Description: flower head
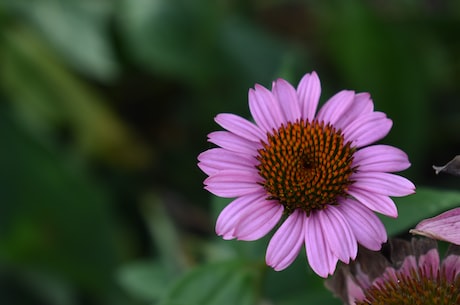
[[198, 71, 415, 277], [326, 238, 460, 304]]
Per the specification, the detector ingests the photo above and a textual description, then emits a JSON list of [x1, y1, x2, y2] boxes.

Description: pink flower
[[198, 71, 415, 277], [326, 238, 460, 304]]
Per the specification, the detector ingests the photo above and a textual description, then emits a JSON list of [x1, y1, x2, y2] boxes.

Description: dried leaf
[[433, 155, 460, 176]]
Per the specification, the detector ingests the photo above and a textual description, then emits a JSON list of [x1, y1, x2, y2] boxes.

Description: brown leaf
[[432, 155, 460, 176]]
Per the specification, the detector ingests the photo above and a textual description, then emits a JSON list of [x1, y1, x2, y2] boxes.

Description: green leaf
[[0, 24, 152, 168], [0, 109, 120, 291], [117, 261, 173, 302], [383, 187, 460, 236], [140, 194, 189, 273], [4, 270, 76, 305], [219, 17, 286, 84], [159, 259, 262, 305], [117, 0, 218, 83], [9, 0, 119, 81]]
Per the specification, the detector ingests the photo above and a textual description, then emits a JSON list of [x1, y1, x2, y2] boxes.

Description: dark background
[[1, 1, 460, 304]]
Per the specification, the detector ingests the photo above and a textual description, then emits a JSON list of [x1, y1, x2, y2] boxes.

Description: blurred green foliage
[[1, 0, 460, 304]]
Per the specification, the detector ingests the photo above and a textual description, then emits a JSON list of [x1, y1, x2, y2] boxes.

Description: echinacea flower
[[198, 71, 415, 277], [326, 238, 460, 304]]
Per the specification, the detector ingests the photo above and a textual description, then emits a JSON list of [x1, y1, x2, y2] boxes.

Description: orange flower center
[[356, 266, 460, 305], [256, 119, 355, 215]]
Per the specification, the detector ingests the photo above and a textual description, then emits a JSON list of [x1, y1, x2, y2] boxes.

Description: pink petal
[[398, 256, 417, 276], [204, 169, 262, 198], [378, 267, 398, 284], [272, 78, 301, 123], [234, 200, 283, 241], [346, 276, 366, 305], [353, 265, 373, 290], [248, 88, 272, 133], [248, 84, 285, 133], [318, 207, 357, 263], [354, 92, 374, 112], [215, 113, 265, 142], [352, 172, 416, 197], [297, 71, 321, 120], [216, 192, 272, 239], [266, 210, 305, 271], [337, 200, 387, 251], [442, 254, 460, 281], [208, 131, 261, 156], [198, 148, 257, 176], [333, 92, 373, 130], [305, 213, 339, 277], [316, 90, 355, 126], [410, 208, 460, 246], [347, 187, 398, 217], [342, 113, 392, 148], [417, 248, 440, 278], [353, 145, 411, 173]]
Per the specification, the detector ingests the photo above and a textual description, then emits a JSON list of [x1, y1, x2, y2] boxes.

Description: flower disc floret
[[357, 267, 460, 305], [257, 119, 355, 215]]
